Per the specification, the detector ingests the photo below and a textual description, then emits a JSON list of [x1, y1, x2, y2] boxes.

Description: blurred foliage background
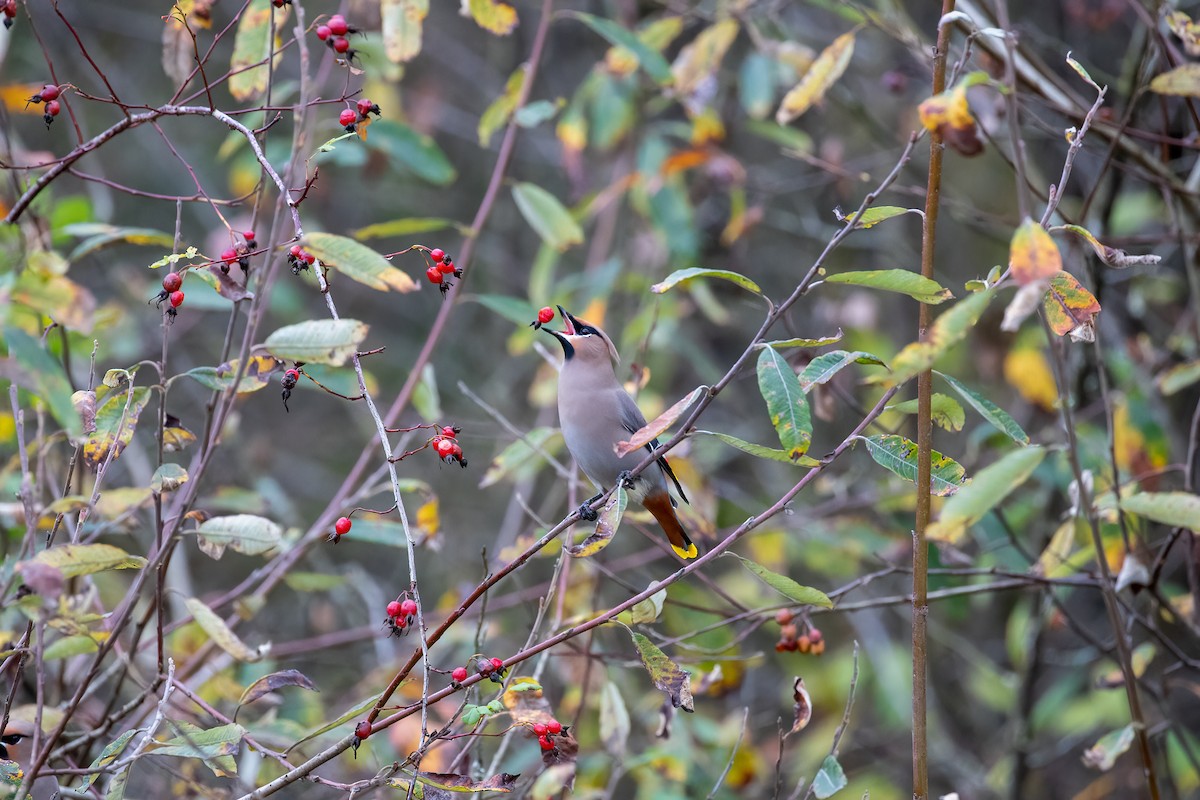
[[2, 0, 1200, 798]]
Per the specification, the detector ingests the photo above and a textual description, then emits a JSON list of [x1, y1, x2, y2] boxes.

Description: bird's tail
[[643, 490, 698, 560]]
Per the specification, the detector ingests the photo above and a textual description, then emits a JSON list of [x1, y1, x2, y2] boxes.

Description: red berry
[[441, 426, 457, 438], [400, 599, 418, 616], [426, 266, 443, 285], [775, 609, 793, 626], [285, 368, 299, 380], [386, 600, 402, 618], [537, 306, 554, 325], [532, 723, 547, 736], [221, 247, 237, 265], [491, 657, 504, 670], [429, 248, 445, 263], [437, 259, 456, 274], [538, 736, 554, 751], [316, 24, 331, 40], [290, 244, 303, 258], [356, 98, 373, 117], [451, 666, 468, 683], [335, 516, 352, 536], [354, 720, 371, 740], [244, 230, 256, 243], [162, 272, 182, 292], [809, 627, 823, 644], [327, 15, 348, 35], [546, 719, 562, 735], [339, 108, 357, 128], [393, 616, 406, 628], [169, 290, 185, 308], [449, 442, 464, 460], [45, 99, 60, 117], [40, 84, 60, 102], [435, 438, 454, 457], [302, 250, 316, 264], [3, 1, 15, 18], [333, 36, 350, 53]]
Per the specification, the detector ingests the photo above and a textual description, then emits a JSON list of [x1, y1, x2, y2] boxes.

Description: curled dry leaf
[[72, 389, 96, 434], [791, 676, 812, 733], [1000, 280, 1048, 333]]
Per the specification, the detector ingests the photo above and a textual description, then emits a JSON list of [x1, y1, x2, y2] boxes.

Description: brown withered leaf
[[791, 676, 813, 734], [237, 669, 318, 711]]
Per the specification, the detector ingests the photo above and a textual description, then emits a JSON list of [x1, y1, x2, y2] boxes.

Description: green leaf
[[196, 514, 283, 557], [744, 119, 814, 154], [599, 681, 631, 756], [798, 350, 886, 392], [64, 224, 175, 261], [1082, 724, 1136, 771], [367, 120, 457, 185], [695, 430, 820, 467], [739, 52, 776, 119], [1158, 361, 1200, 396], [478, 65, 527, 147], [480, 428, 561, 488], [302, 232, 416, 293], [889, 393, 966, 432], [927, 446, 1046, 543], [43, 634, 100, 661], [1120, 492, 1200, 529], [4, 325, 83, 439], [651, 267, 761, 296], [78, 730, 138, 790], [179, 356, 277, 394], [287, 693, 383, 753], [380, 0, 428, 63], [185, 597, 265, 662], [238, 669, 319, 709], [622, 625, 694, 711], [31, 543, 147, 578], [760, 330, 844, 348], [151, 463, 189, 493], [515, 99, 562, 128], [146, 721, 245, 777], [284, 571, 346, 592], [567, 486, 626, 558], [467, 293, 542, 327], [615, 584, 667, 625], [338, 517, 410, 548], [885, 289, 995, 387], [511, 182, 584, 251], [812, 754, 849, 798], [12, 270, 96, 332], [725, 553, 832, 607], [263, 319, 369, 366], [824, 269, 953, 304], [757, 346, 812, 461], [936, 371, 1030, 445], [229, 4, 281, 101], [351, 217, 467, 240], [862, 434, 968, 496], [565, 11, 674, 85], [835, 206, 922, 229], [467, 0, 517, 35]]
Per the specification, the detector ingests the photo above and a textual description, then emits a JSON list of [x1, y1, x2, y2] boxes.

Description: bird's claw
[[577, 502, 599, 522], [616, 470, 636, 490]]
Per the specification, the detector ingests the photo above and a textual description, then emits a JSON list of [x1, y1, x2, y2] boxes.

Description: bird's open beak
[[556, 305, 579, 336]]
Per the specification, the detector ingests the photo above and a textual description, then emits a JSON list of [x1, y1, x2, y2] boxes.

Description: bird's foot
[[577, 502, 599, 522], [616, 470, 636, 490]]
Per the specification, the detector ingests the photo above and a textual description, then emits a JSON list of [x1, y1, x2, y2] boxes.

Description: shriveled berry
[[537, 307, 554, 324], [316, 24, 331, 40], [354, 720, 371, 740], [333, 36, 350, 53], [386, 600, 402, 618], [429, 248, 445, 263], [532, 722, 547, 736], [546, 719, 562, 735], [538, 735, 554, 751], [426, 266, 443, 285], [477, 659, 493, 675], [400, 599, 418, 616], [327, 14, 348, 35], [335, 516, 352, 536], [775, 608, 793, 626], [169, 290, 185, 308], [162, 272, 183, 292], [451, 666, 468, 683], [339, 108, 357, 129], [356, 98, 378, 118]]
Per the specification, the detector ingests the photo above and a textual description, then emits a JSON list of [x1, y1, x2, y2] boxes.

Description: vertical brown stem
[[915, 3, 956, 798]]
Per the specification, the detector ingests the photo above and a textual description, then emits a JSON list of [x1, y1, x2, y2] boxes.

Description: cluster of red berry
[[280, 364, 303, 412], [432, 426, 466, 467], [287, 244, 316, 275], [528, 306, 555, 330], [384, 596, 419, 637], [774, 609, 825, 654], [219, 230, 256, 274], [338, 98, 381, 132], [3, 0, 17, 29], [531, 717, 565, 753], [329, 515, 352, 543], [423, 248, 461, 295], [450, 656, 507, 687], [28, 84, 61, 128], [315, 14, 357, 59], [151, 271, 186, 320]]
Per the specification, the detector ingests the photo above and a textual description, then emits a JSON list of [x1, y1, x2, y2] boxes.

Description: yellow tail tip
[[672, 542, 699, 560]]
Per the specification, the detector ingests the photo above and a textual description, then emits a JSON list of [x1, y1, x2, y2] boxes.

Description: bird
[[1, 718, 61, 800], [543, 306, 698, 560]]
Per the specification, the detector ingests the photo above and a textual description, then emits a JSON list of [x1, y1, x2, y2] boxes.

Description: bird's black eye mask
[[0, 733, 24, 761]]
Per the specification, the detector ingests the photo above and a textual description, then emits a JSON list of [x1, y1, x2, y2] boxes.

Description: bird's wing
[[617, 390, 690, 506]]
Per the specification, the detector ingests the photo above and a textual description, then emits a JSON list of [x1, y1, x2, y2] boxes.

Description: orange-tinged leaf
[[0, 83, 48, 115], [776, 31, 855, 124], [1004, 347, 1058, 411], [467, 0, 517, 36], [791, 677, 812, 733], [82, 387, 150, 469], [918, 84, 974, 132], [660, 148, 711, 177], [616, 386, 706, 457], [1009, 218, 1062, 286], [1042, 271, 1100, 338]]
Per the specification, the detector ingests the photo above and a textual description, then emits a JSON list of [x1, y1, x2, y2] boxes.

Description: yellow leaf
[[690, 107, 725, 144], [673, 19, 740, 97], [416, 498, 439, 540], [1042, 271, 1101, 338], [918, 84, 974, 132], [382, 0, 429, 63], [0, 83, 48, 115], [1009, 218, 1063, 286], [467, 0, 517, 36], [1149, 63, 1200, 97], [1003, 347, 1057, 411], [776, 31, 855, 125]]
